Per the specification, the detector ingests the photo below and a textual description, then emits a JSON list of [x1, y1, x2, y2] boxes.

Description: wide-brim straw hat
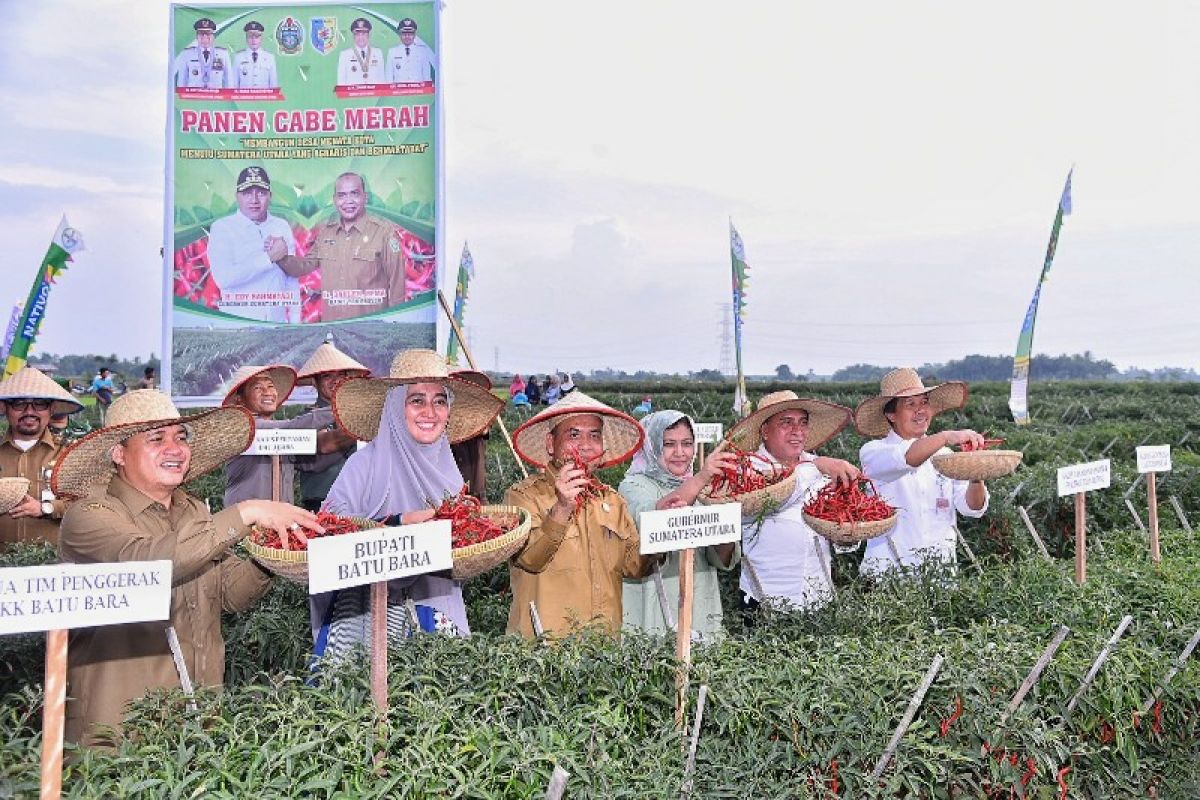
[[729, 391, 852, 453], [854, 367, 968, 438], [51, 390, 255, 498], [451, 369, 493, 390], [295, 343, 370, 386], [0, 366, 83, 415], [332, 349, 504, 443], [221, 365, 297, 407], [511, 390, 644, 469]]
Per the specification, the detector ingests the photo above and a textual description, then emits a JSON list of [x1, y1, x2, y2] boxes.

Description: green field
[[2, 381, 1198, 797]]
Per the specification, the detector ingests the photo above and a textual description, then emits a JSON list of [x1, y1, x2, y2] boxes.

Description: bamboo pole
[[1124, 497, 1147, 536], [679, 684, 709, 799], [870, 655, 945, 780], [1139, 625, 1200, 715], [437, 290, 527, 479], [653, 562, 676, 631], [675, 548, 695, 731], [1000, 625, 1071, 725], [1017, 506, 1052, 562], [370, 581, 388, 711], [529, 601, 545, 637], [1065, 615, 1133, 715], [953, 522, 983, 575], [1147, 472, 1161, 563], [1074, 493, 1087, 585], [39, 629, 68, 800], [1168, 495, 1193, 534], [165, 625, 198, 713], [811, 536, 836, 597], [544, 765, 570, 800]]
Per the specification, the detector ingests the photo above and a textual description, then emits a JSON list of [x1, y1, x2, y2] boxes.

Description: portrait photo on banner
[[166, 2, 440, 403]]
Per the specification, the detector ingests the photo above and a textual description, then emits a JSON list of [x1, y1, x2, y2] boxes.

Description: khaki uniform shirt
[[307, 214, 406, 322], [0, 429, 66, 548], [505, 468, 653, 638], [58, 476, 270, 747]]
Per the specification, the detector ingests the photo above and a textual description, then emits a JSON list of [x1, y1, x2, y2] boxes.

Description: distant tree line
[[32, 352, 160, 387]]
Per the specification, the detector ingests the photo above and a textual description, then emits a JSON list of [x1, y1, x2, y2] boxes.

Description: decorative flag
[[4, 217, 85, 379], [730, 219, 751, 418], [446, 241, 474, 366], [1, 303, 23, 364], [1008, 169, 1073, 424]]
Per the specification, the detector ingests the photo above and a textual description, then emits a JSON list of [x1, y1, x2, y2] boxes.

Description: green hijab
[[627, 410, 693, 490]]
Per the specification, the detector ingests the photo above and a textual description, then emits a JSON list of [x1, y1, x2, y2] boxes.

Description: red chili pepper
[[1056, 766, 1071, 799], [939, 695, 963, 737], [707, 445, 795, 497], [803, 477, 895, 525], [960, 437, 1006, 452], [249, 511, 363, 551], [828, 758, 839, 795], [1151, 700, 1164, 735], [549, 447, 609, 516], [432, 487, 517, 548]]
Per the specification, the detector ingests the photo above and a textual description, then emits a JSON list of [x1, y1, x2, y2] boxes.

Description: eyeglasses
[[7, 399, 51, 412]]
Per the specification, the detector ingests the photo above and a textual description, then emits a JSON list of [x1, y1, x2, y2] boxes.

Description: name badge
[[935, 497, 951, 515]]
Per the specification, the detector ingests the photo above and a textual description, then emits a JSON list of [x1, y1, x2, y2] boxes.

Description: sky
[[2, 0, 1198, 375]]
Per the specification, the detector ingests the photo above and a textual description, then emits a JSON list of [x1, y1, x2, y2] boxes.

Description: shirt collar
[[107, 474, 185, 515], [3, 427, 57, 450], [326, 213, 369, 236]]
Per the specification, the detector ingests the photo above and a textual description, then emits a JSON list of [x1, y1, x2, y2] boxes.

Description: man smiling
[[52, 390, 319, 747], [0, 367, 83, 549]]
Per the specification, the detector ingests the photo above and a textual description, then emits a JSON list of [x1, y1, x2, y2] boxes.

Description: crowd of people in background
[[0, 345, 995, 748]]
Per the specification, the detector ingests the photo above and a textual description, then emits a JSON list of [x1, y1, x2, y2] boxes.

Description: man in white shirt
[[337, 18, 383, 85], [173, 17, 231, 89], [855, 368, 989, 578], [385, 17, 436, 84], [730, 391, 858, 620], [233, 20, 277, 89], [206, 167, 307, 323]]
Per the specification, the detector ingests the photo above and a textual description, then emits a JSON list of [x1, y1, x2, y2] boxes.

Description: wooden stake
[[675, 549, 695, 731], [680, 684, 708, 799], [811, 536, 836, 597], [1168, 495, 1193, 534], [870, 654, 945, 780], [437, 290, 527, 479], [1147, 472, 1161, 563], [1000, 625, 1071, 725], [653, 561, 676, 630], [1139, 625, 1200, 715], [1065, 615, 1133, 715], [529, 601, 545, 637], [165, 625, 198, 713], [544, 765, 570, 800], [1017, 506, 1052, 562], [39, 629, 67, 800], [740, 554, 767, 604], [1074, 493, 1087, 585], [886, 534, 904, 567], [370, 581, 388, 712], [953, 522, 983, 575], [270, 454, 282, 503], [1124, 497, 1147, 536]]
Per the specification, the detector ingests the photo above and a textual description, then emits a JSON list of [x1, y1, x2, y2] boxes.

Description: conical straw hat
[[854, 367, 968, 437], [51, 390, 254, 498], [332, 349, 504, 443], [728, 391, 851, 453], [511, 390, 644, 469], [296, 343, 370, 386], [220, 365, 297, 408], [0, 477, 30, 514], [0, 366, 83, 415]]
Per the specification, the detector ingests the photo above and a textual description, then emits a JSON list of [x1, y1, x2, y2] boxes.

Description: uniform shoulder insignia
[[82, 502, 105, 512]]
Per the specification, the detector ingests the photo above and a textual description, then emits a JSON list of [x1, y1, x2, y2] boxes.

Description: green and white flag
[[4, 216, 85, 379], [1009, 169, 1072, 424], [730, 219, 751, 418], [446, 241, 474, 365]]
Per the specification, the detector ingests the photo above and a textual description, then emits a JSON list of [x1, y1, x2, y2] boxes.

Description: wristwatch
[[41, 499, 55, 516]]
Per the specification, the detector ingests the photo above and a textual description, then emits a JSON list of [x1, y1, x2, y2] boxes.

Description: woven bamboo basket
[[451, 505, 531, 580], [244, 516, 382, 585], [804, 512, 898, 547], [0, 477, 30, 515], [931, 450, 1023, 481], [698, 471, 798, 518]]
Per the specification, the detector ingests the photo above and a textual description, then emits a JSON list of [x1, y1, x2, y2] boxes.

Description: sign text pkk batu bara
[[0, 561, 173, 636]]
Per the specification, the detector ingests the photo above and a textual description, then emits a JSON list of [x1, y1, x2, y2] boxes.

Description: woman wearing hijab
[[310, 350, 503, 660], [854, 368, 988, 578], [542, 374, 562, 405], [524, 375, 541, 405], [619, 411, 740, 639], [508, 374, 526, 399]]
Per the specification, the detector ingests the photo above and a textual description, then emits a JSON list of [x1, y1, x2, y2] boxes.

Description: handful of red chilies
[[707, 445, 795, 497], [959, 437, 1006, 452], [432, 487, 517, 548], [549, 447, 608, 515], [803, 477, 896, 526], [250, 511, 361, 551]]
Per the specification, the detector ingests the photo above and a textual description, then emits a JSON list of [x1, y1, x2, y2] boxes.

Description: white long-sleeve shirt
[[739, 447, 833, 611], [385, 41, 435, 83], [206, 211, 299, 323], [858, 430, 988, 577]]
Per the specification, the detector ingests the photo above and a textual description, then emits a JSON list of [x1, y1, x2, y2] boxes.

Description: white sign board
[[1057, 459, 1112, 497], [0, 560, 172, 636], [639, 502, 742, 555], [692, 423, 724, 445], [1136, 445, 1172, 474], [245, 429, 317, 456], [307, 520, 452, 594]]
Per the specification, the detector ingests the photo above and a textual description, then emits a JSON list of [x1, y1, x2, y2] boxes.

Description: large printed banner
[[165, 3, 439, 403]]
